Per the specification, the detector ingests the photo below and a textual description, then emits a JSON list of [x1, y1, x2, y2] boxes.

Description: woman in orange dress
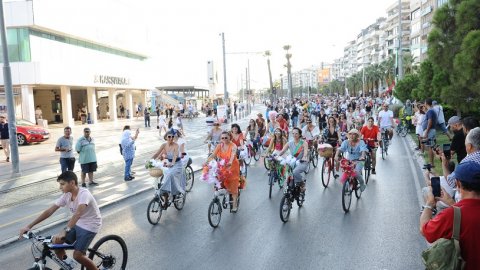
[[206, 131, 240, 212]]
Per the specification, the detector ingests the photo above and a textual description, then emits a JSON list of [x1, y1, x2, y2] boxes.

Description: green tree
[[425, 0, 480, 113], [394, 74, 419, 102]]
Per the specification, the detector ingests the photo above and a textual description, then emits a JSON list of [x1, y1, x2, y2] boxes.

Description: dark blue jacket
[[0, 122, 9, 139]]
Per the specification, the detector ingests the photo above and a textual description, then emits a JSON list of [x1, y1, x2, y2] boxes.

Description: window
[[412, 22, 421, 33], [437, 0, 448, 7], [0, 28, 31, 62], [411, 8, 421, 20]]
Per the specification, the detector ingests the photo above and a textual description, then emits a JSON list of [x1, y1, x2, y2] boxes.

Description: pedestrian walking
[[176, 113, 183, 132], [121, 126, 139, 181], [0, 114, 10, 162], [157, 111, 167, 137], [55, 126, 75, 172], [144, 107, 151, 127], [75, 127, 98, 187], [35, 106, 43, 125]]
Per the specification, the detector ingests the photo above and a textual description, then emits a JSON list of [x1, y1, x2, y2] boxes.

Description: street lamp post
[[0, 1, 20, 175], [220, 32, 228, 104]]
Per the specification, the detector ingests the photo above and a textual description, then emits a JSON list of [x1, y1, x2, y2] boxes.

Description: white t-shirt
[[378, 110, 393, 128], [302, 125, 320, 141], [55, 188, 102, 233]]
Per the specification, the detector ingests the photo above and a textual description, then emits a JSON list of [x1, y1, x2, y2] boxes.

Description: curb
[[0, 168, 202, 249]]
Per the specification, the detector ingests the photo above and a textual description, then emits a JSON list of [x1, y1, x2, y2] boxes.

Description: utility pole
[[0, 1, 20, 175], [265, 51, 274, 105], [220, 32, 228, 103], [397, 0, 403, 81]]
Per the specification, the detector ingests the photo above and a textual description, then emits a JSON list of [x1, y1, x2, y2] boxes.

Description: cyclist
[[263, 111, 280, 146], [265, 128, 288, 156], [360, 117, 381, 174], [152, 129, 185, 208], [205, 121, 223, 155], [335, 129, 368, 192], [19, 171, 102, 270], [205, 131, 240, 212], [318, 108, 328, 131], [256, 113, 266, 139], [245, 119, 260, 152], [276, 127, 309, 192], [378, 103, 394, 146], [302, 118, 320, 153]]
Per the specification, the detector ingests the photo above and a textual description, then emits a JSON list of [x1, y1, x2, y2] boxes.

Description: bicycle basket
[[149, 168, 163, 178], [318, 144, 333, 158]]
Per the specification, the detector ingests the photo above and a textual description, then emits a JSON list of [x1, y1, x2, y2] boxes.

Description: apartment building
[[342, 40, 358, 78], [410, 0, 422, 63], [384, 0, 411, 59], [355, 17, 387, 72], [420, 0, 449, 60]]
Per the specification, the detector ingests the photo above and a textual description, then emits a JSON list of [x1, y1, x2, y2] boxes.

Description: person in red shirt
[[420, 160, 480, 270], [276, 114, 289, 137], [360, 117, 381, 174]]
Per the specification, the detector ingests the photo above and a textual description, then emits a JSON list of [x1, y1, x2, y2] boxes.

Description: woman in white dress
[[157, 111, 167, 137]]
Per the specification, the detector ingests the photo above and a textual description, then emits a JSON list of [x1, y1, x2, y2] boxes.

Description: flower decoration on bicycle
[[339, 158, 358, 185]]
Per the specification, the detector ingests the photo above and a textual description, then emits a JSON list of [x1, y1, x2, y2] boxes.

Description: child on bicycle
[[19, 171, 102, 270], [335, 129, 368, 192]]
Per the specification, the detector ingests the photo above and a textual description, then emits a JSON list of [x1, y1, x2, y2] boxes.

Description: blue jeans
[[60, 157, 75, 173], [292, 116, 298, 128], [124, 158, 133, 179]]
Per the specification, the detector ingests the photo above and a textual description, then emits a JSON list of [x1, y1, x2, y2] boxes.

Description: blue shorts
[[64, 225, 97, 253], [81, 162, 97, 173]]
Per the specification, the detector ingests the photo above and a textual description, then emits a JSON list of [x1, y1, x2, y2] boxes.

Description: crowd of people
[[11, 92, 480, 269]]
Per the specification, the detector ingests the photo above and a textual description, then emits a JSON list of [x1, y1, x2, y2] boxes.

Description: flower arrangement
[[145, 159, 170, 177], [201, 159, 233, 189]]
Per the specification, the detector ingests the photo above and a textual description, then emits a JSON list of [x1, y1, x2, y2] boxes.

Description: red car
[[16, 119, 50, 145]]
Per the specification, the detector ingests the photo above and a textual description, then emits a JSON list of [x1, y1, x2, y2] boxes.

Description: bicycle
[[245, 139, 261, 163], [279, 161, 306, 223], [362, 138, 378, 185], [147, 175, 187, 225], [380, 128, 390, 160], [265, 155, 287, 198], [319, 144, 337, 188], [22, 231, 128, 270], [207, 187, 241, 228], [395, 117, 409, 137], [340, 158, 363, 213]]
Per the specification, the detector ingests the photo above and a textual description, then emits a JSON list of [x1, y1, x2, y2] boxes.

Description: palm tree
[[402, 52, 418, 75], [264, 50, 274, 103], [381, 55, 395, 91]]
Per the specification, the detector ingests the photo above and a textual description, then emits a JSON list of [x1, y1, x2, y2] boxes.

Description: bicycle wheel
[[185, 166, 194, 192], [174, 193, 186, 210], [304, 161, 311, 174], [85, 234, 128, 270], [321, 159, 331, 188], [208, 199, 222, 228], [342, 180, 352, 213], [253, 147, 261, 161], [355, 180, 363, 199], [146, 197, 162, 225], [245, 149, 252, 165], [381, 142, 385, 160], [279, 195, 291, 223], [364, 156, 371, 185], [296, 191, 305, 207], [312, 150, 318, 168], [263, 157, 271, 170], [243, 161, 248, 177], [268, 172, 275, 199]]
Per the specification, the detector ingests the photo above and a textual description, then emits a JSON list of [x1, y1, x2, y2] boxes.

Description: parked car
[[16, 119, 50, 145]]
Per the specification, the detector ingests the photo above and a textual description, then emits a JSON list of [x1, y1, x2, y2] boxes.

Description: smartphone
[[443, 143, 451, 159], [431, 177, 441, 197]]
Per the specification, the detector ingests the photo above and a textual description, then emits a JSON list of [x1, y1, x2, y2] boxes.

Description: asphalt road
[[0, 133, 426, 270]]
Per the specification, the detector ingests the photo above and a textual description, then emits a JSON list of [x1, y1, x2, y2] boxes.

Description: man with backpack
[[420, 158, 480, 270], [433, 100, 452, 140]]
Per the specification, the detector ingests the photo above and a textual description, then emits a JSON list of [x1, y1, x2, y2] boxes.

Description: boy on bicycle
[[361, 117, 381, 174], [19, 171, 102, 270]]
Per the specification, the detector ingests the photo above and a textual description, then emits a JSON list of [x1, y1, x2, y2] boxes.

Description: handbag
[[422, 206, 465, 270]]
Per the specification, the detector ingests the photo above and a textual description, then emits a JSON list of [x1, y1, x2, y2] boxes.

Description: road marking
[[400, 136, 424, 207]]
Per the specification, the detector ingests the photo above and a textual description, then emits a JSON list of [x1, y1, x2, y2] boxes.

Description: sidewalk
[[0, 105, 264, 247]]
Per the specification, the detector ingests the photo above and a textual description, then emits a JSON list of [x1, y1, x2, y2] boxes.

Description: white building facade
[[0, 0, 152, 126]]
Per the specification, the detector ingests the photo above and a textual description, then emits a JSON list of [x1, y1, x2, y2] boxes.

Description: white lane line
[[400, 136, 424, 207]]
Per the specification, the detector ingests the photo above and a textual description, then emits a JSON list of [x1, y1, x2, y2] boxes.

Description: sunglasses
[[84, 131, 90, 133], [221, 137, 229, 139], [167, 135, 174, 138]]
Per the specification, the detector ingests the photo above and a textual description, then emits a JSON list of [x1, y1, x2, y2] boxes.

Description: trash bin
[[55, 114, 61, 123]]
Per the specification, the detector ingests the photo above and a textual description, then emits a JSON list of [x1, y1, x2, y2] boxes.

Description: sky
[[33, 0, 391, 94]]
